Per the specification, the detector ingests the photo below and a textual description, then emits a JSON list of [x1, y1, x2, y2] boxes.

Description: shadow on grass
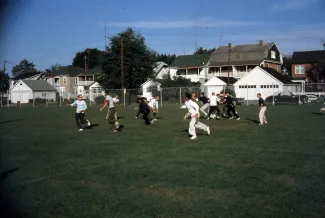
[[0, 119, 22, 124], [246, 119, 260, 124], [84, 124, 100, 129], [117, 116, 124, 119], [182, 129, 208, 136], [118, 124, 125, 131], [312, 112, 325, 116], [0, 168, 19, 180]]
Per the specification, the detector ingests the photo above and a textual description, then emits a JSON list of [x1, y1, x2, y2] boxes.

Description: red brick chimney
[[259, 40, 263, 46], [228, 43, 232, 48]]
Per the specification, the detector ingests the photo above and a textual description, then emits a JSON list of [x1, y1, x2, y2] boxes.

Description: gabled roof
[[170, 54, 210, 68], [47, 65, 84, 77], [217, 76, 238, 85], [210, 42, 275, 66], [140, 79, 161, 87], [13, 72, 41, 80], [78, 66, 103, 76], [261, 67, 293, 84], [17, 80, 57, 91], [292, 50, 325, 64]]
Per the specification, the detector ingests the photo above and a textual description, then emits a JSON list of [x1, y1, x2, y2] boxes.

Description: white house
[[169, 54, 211, 83], [140, 79, 161, 99], [9, 72, 46, 90], [203, 76, 238, 97], [89, 82, 105, 102], [10, 80, 57, 103], [234, 66, 296, 101], [153, 62, 169, 79]]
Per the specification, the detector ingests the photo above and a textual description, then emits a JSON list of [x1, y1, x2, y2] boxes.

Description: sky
[[1, 0, 325, 75]]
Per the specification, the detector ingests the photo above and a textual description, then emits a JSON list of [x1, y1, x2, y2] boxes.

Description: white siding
[[33, 92, 56, 101], [141, 80, 161, 99], [10, 81, 32, 103], [234, 67, 283, 100]]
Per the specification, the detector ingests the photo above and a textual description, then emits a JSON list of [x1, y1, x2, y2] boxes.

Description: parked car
[[316, 95, 325, 103], [305, 94, 319, 102], [265, 92, 308, 105]]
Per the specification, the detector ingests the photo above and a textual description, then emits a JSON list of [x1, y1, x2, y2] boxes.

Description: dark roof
[[210, 42, 275, 66], [261, 67, 293, 84], [78, 66, 103, 76], [170, 54, 210, 68], [22, 80, 57, 91], [216, 76, 238, 85], [291, 50, 325, 64], [47, 65, 84, 77]]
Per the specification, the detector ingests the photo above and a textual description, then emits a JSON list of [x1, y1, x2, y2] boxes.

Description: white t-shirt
[[105, 95, 115, 108], [113, 98, 119, 104], [209, 95, 220, 106], [185, 99, 200, 117], [148, 98, 158, 109]]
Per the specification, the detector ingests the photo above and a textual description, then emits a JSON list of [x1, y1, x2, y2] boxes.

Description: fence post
[[46, 93, 48, 107], [1, 92, 2, 107], [7, 90, 9, 107], [299, 84, 301, 105], [179, 87, 181, 105], [246, 84, 248, 106], [60, 94, 62, 107], [33, 92, 35, 108], [160, 88, 162, 107], [272, 83, 274, 106], [89, 91, 92, 107], [123, 88, 126, 107]]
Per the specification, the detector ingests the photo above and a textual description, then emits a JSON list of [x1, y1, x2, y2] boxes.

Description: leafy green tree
[[45, 63, 61, 73], [12, 59, 37, 77], [152, 52, 176, 65], [98, 28, 156, 89], [72, 48, 105, 70], [0, 70, 9, 92], [194, 47, 215, 55]]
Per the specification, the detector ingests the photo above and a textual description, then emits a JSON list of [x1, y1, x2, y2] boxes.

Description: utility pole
[[104, 20, 107, 49], [3, 60, 6, 74], [227, 42, 231, 86], [121, 37, 124, 106], [84, 55, 87, 72]]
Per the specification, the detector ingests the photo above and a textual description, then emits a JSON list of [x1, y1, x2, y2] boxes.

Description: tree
[[11, 59, 37, 77], [306, 62, 325, 83], [72, 48, 105, 70], [98, 28, 156, 90], [282, 56, 292, 77], [152, 52, 176, 65], [45, 63, 61, 73], [0, 70, 9, 92], [194, 47, 215, 55]]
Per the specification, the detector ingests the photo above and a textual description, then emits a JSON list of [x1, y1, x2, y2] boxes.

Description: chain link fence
[[3, 83, 325, 108]]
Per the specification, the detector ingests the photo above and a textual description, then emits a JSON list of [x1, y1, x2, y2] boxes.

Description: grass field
[[1, 104, 325, 217]]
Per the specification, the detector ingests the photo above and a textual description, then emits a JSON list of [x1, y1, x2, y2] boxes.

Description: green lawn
[[1, 104, 325, 217]]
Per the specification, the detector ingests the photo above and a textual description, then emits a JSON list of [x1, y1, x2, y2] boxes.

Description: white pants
[[259, 106, 267, 124], [189, 117, 208, 137], [200, 103, 210, 116]]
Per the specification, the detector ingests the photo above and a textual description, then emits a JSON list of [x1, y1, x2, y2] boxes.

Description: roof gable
[[210, 42, 274, 66], [292, 50, 325, 64], [204, 77, 227, 86], [47, 65, 84, 77], [170, 54, 210, 68]]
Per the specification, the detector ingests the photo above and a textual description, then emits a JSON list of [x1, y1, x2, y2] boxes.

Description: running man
[[257, 93, 267, 125], [100, 92, 118, 132], [184, 93, 210, 140], [198, 92, 210, 117], [112, 95, 119, 120], [67, 94, 90, 131], [225, 92, 240, 120], [148, 96, 159, 120], [207, 92, 221, 120], [138, 97, 155, 125]]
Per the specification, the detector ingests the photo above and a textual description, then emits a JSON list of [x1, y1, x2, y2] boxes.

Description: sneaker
[[236, 118, 240, 120], [190, 136, 197, 140], [207, 127, 211, 136], [206, 117, 210, 120], [87, 120, 91, 126], [79, 129, 83, 131], [135, 117, 138, 119], [259, 123, 263, 125], [229, 117, 234, 120], [216, 116, 221, 119], [112, 130, 118, 132]]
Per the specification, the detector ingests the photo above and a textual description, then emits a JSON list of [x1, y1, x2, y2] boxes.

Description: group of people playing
[[67, 90, 268, 139]]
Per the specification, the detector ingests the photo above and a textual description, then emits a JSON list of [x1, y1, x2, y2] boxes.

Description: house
[[169, 54, 211, 82], [233, 66, 296, 102], [153, 62, 169, 79], [9, 80, 57, 103], [46, 65, 102, 99], [291, 50, 325, 84], [9, 72, 46, 90], [203, 76, 238, 97], [209, 40, 283, 79], [140, 79, 161, 99], [89, 82, 105, 102]]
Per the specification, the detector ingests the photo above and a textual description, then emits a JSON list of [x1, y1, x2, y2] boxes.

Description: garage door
[[10, 91, 31, 103]]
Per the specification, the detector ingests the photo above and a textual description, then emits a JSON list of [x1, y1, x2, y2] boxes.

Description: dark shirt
[[139, 101, 149, 113], [225, 96, 233, 106], [258, 98, 265, 107], [199, 96, 209, 104]]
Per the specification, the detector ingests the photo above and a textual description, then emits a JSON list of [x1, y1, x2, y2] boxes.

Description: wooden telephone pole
[[121, 37, 124, 106], [227, 43, 231, 86]]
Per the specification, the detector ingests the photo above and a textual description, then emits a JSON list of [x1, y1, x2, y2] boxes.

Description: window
[[276, 65, 279, 72], [271, 51, 276, 59], [63, 77, 67, 85], [60, 87, 65, 95], [295, 65, 305, 74], [73, 77, 78, 84], [41, 93, 47, 97]]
